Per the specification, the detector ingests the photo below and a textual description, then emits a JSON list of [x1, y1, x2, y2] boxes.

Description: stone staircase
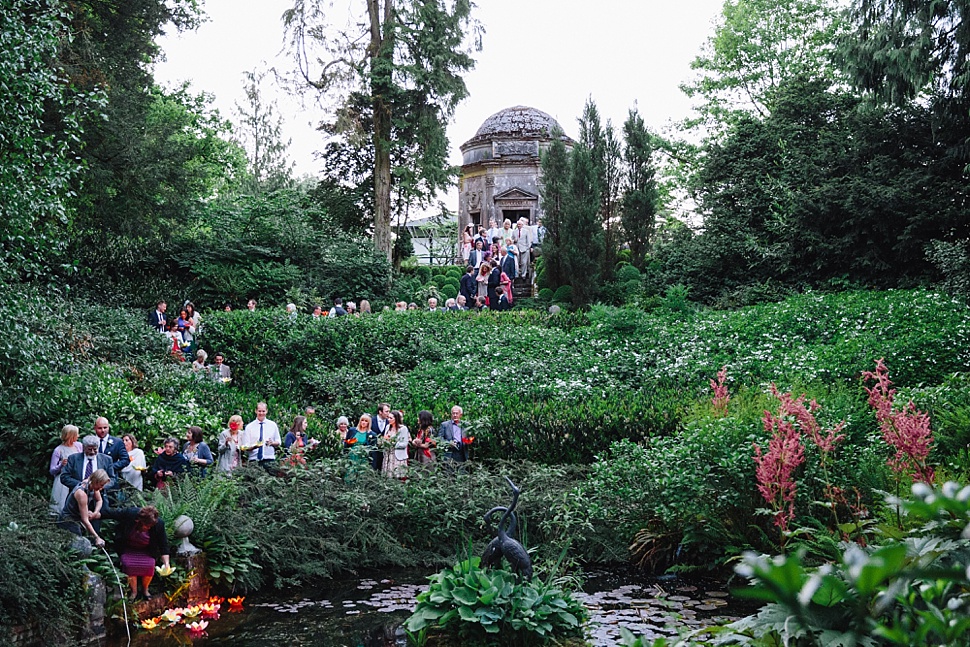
[[512, 276, 533, 300]]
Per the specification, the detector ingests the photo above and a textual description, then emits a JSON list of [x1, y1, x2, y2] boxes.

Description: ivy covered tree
[[284, 0, 481, 261], [0, 0, 88, 285]]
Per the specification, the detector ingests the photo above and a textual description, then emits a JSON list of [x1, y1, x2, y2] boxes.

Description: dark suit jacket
[[98, 435, 130, 474], [459, 272, 476, 300], [439, 420, 468, 462], [469, 250, 485, 268], [500, 254, 517, 280], [149, 309, 166, 332], [61, 452, 117, 491], [101, 507, 170, 559], [487, 267, 501, 305]]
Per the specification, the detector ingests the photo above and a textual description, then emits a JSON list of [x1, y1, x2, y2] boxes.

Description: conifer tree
[[622, 109, 660, 270], [235, 68, 294, 194], [538, 129, 570, 291], [561, 141, 604, 307]]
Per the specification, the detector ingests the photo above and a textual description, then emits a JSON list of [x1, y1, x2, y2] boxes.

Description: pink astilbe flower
[[862, 359, 935, 484], [753, 409, 805, 538], [769, 384, 846, 454], [710, 365, 730, 417]]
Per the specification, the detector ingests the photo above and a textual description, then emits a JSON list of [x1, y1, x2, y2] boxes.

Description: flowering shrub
[[863, 359, 935, 484]]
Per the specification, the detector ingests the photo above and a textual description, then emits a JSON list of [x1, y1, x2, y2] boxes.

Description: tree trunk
[[368, 0, 394, 263]]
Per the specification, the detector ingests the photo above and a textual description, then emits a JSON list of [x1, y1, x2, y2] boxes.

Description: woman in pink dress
[[103, 505, 171, 600], [461, 224, 473, 262]]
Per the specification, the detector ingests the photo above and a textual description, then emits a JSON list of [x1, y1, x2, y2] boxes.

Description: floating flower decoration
[[462, 436, 475, 445], [200, 603, 221, 619], [181, 605, 201, 619], [140, 618, 159, 631], [155, 564, 175, 577], [186, 620, 209, 635], [208, 596, 225, 605], [227, 596, 245, 611], [160, 609, 183, 625]]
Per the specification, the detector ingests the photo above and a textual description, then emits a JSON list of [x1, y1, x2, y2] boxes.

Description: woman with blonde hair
[[49, 425, 82, 514], [59, 468, 110, 547], [120, 433, 147, 491], [217, 415, 244, 473]]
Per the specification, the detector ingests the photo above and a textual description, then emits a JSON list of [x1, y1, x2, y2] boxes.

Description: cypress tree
[[561, 141, 604, 307], [539, 128, 570, 291]]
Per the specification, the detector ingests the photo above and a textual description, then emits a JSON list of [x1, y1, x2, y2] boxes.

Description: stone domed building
[[458, 106, 572, 233]]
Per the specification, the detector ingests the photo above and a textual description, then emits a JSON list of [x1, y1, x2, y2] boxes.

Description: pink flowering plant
[[710, 365, 730, 417], [862, 359, 935, 485], [754, 395, 806, 550]]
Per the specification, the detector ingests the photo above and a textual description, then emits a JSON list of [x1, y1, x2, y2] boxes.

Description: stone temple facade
[[458, 106, 572, 234]]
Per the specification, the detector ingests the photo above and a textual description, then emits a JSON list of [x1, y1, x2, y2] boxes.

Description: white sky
[[155, 0, 726, 209]]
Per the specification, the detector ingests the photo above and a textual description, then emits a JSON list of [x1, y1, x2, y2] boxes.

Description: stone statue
[[481, 477, 533, 579]]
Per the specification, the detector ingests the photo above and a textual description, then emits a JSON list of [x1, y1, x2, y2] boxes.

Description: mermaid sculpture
[[481, 477, 533, 579]]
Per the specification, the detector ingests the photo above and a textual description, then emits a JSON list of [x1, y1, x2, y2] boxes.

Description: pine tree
[[622, 109, 660, 269], [234, 68, 294, 194]]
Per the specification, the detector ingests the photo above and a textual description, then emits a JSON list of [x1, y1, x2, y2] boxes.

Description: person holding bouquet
[[381, 410, 410, 479], [410, 410, 437, 468]]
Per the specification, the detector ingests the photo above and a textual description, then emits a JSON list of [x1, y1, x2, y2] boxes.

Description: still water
[[115, 568, 747, 646]]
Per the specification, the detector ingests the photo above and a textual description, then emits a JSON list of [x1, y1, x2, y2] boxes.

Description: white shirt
[[243, 418, 281, 461]]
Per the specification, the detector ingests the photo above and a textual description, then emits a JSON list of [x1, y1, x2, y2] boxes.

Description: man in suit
[[94, 417, 130, 478], [499, 245, 517, 280], [459, 266, 476, 301], [439, 405, 469, 463], [370, 402, 392, 471], [61, 435, 118, 493], [149, 301, 167, 332], [212, 352, 232, 380], [427, 297, 442, 312], [456, 295, 469, 311], [468, 240, 486, 269], [512, 218, 535, 278]]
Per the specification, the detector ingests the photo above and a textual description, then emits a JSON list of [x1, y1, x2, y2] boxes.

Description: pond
[[114, 568, 750, 646]]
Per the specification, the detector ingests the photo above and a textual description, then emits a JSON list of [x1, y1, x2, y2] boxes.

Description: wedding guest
[[242, 402, 281, 468], [370, 403, 392, 472], [184, 301, 201, 350], [359, 299, 372, 315], [217, 415, 244, 473], [93, 417, 129, 479], [212, 352, 231, 381], [284, 415, 309, 450], [151, 438, 189, 488], [58, 469, 110, 546], [476, 263, 490, 300], [382, 410, 410, 479], [247, 299, 257, 311], [334, 416, 351, 445], [102, 505, 170, 601], [346, 301, 358, 316], [120, 433, 146, 491], [182, 426, 213, 478], [286, 303, 298, 319], [469, 239, 486, 269], [312, 305, 324, 318], [192, 349, 207, 371], [149, 301, 167, 332], [60, 435, 116, 492], [461, 224, 473, 262], [329, 298, 348, 317], [411, 410, 437, 468], [439, 405, 470, 463], [50, 425, 83, 514], [394, 301, 407, 312], [512, 218, 535, 278], [407, 303, 418, 310]]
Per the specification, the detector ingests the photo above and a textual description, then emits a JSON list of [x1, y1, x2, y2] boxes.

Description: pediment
[[493, 187, 538, 201]]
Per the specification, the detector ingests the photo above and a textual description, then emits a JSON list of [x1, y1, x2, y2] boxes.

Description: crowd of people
[[50, 404, 472, 598]]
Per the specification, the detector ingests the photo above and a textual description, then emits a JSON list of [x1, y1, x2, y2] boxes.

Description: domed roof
[[462, 106, 565, 149]]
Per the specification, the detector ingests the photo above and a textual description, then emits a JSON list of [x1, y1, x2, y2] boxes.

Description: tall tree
[[284, 0, 480, 261], [578, 98, 622, 280], [840, 0, 970, 102], [234, 68, 295, 194], [538, 129, 570, 291], [682, 0, 847, 131], [561, 141, 604, 308], [621, 109, 660, 270]]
